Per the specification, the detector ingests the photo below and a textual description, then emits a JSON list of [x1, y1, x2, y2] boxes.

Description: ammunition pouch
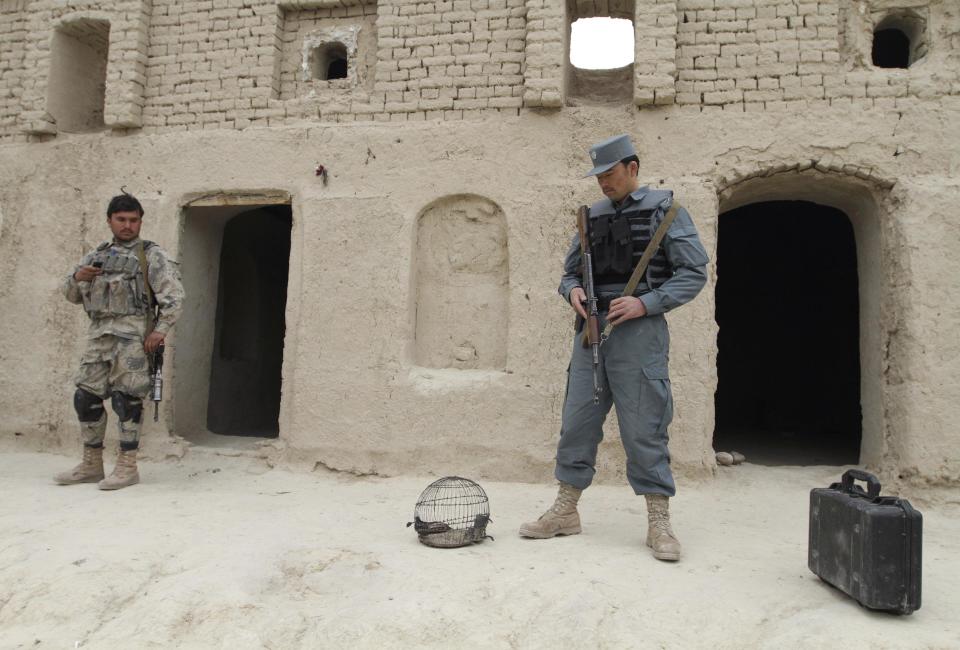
[[82, 242, 155, 319]]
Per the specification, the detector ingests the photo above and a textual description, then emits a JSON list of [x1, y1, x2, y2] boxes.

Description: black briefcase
[[808, 469, 922, 614]]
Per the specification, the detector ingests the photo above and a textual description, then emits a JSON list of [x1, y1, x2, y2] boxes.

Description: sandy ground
[[1, 450, 959, 650]]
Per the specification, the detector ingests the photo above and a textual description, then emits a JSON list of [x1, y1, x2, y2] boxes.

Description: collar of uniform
[[628, 185, 650, 202], [610, 185, 649, 210], [112, 237, 142, 249]]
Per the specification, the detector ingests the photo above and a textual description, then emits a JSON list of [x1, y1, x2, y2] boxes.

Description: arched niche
[[413, 195, 509, 371]]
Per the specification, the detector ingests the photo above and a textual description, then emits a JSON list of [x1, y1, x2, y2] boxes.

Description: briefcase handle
[[841, 469, 881, 498]]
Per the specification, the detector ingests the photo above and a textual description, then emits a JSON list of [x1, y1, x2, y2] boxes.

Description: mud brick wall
[[368, 0, 527, 121], [3, 0, 150, 137], [675, 0, 960, 112], [0, 0, 958, 134], [0, 1, 27, 136], [633, 0, 677, 105], [143, 0, 279, 131]]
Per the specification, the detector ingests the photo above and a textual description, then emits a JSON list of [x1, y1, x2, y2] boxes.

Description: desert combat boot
[[98, 449, 140, 490], [645, 494, 681, 561], [53, 445, 105, 485], [519, 482, 583, 538]]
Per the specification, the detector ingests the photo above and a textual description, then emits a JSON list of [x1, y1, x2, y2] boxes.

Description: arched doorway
[[714, 200, 861, 464], [713, 172, 890, 467]]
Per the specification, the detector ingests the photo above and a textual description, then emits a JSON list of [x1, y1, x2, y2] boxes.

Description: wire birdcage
[[407, 476, 493, 548]]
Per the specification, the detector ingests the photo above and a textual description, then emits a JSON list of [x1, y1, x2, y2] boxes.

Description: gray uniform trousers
[[555, 311, 675, 496]]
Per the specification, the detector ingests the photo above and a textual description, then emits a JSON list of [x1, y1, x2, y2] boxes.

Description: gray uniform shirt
[[558, 187, 709, 316]]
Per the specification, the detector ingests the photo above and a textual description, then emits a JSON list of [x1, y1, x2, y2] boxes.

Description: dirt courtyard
[[1, 449, 958, 649]]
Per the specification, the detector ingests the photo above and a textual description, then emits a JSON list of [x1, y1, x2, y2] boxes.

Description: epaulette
[[635, 189, 674, 212]]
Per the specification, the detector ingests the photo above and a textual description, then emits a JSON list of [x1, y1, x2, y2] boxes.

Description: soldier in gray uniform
[[54, 192, 184, 490], [520, 135, 709, 561]]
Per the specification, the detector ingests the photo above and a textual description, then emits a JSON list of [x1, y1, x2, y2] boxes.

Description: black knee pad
[[111, 392, 143, 424], [73, 388, 105, 423]]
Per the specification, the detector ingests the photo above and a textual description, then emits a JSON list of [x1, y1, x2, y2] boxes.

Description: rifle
[[576, 206, 603, 404], [150, 342, 164, 422], [136, 240, 165, 422]]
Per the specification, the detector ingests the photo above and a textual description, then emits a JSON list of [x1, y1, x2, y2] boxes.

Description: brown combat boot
[[519, 482, 583, 538], [53, 445, 105, 485], [98, 449, 140, 490], [645, 494, 681, 561]]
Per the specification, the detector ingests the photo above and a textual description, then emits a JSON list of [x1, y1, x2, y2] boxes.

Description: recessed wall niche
[[413, 195, 509, 371], [46, 18, 109, 133]]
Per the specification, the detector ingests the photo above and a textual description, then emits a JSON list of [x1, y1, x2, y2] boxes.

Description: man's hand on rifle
[[144, 331, 165, 354], [569, 287, 588, 319], [73, 266, 102, 282], [607, 296, 647, 325]]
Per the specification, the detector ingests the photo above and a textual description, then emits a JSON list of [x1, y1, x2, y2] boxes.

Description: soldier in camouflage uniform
[[54, 192, 184, 490]]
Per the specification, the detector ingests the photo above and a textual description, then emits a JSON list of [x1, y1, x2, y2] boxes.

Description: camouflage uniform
[[62, 237, 184, 450]]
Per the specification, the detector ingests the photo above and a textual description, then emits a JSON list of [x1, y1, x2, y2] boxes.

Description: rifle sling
[[136, 241, 155, 338], [601, 202, 681, 340]]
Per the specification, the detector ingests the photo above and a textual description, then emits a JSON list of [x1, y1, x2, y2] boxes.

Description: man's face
[[108, 210, 142, 242], [596, 161, 638, 202]]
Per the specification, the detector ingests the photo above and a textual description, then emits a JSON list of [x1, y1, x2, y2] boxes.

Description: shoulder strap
[[136, 241, 155, 337], [600, 202, 681, 340]]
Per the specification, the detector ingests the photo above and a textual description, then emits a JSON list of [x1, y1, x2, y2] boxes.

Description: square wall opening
[[46, 19, 109, 133]]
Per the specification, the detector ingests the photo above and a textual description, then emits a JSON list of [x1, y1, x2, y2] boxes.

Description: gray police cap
[[584, 134, 637, 177]]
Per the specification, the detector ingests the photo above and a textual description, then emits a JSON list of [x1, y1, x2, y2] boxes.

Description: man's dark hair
[[618, 155, 640, 178], [106, 192, 144, 218]]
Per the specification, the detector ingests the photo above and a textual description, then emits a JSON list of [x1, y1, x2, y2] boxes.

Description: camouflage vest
[[588, 198, 671, 289], [82, 241, 155, 318]]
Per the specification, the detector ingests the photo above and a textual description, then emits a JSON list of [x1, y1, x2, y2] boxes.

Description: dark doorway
[[872, 28, 910, 69], [713, 201, 861, 465], [207, 206, 292, 437]]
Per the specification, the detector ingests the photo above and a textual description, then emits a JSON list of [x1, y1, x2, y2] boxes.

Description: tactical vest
[[82, 241, 155, 319], [588, 198, 672, 288]]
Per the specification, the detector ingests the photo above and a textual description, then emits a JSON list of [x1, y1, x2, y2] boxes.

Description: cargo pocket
[[113, 338, 151, 397], [638, 363, 673, 434]]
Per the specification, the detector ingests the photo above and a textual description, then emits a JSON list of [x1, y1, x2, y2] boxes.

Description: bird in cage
[[406, 476, 494, 548]]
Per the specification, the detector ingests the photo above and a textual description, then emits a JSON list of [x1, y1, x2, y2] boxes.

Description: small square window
[[872, 12, 927, 69], [310, 42, 349, 81]]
